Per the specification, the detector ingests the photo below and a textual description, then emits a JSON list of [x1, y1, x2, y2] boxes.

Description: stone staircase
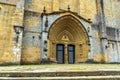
[[0, 70, 120, 80]]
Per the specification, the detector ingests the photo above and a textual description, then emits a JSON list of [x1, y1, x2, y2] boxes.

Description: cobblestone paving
[[0, 64, 120, 72]]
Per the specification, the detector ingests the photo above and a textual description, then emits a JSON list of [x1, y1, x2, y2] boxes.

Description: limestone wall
[[21, 46, 41, 64], [22, 11, 41, 64], [0, 3, 15, 64], [0, 0, 24, 64], [104, 0, 120, 62], [104, 0, 120, 28], [0, 0, 25, 26], [25, 0, 96, 21]]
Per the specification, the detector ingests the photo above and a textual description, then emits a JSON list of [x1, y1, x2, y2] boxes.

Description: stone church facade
[[0, 0, 120, 65]]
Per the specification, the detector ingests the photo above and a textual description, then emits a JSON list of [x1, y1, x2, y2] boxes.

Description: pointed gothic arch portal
[[48, 15, 90, 64]]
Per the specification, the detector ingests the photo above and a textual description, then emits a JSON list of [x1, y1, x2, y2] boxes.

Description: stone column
[[65, 44, 68, 64]]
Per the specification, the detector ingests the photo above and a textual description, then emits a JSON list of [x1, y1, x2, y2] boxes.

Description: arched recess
[[47, 15, 90, 63]]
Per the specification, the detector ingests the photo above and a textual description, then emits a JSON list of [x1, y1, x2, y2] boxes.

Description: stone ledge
[[0, 76, 120, 80]]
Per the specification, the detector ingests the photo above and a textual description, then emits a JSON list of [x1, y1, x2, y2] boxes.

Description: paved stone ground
[[0, 64, 120, 72]]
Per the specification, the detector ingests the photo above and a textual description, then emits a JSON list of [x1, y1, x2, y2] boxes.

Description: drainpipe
[[116, 29, 119, 62], [39, 10, 43, 61]]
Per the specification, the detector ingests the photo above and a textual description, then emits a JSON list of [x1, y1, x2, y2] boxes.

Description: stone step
[[0, 70, 120, 77], [0, 76, 120, 80]]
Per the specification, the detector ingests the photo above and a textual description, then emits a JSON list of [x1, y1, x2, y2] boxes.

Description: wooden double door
[[56, 44, 75, 64]]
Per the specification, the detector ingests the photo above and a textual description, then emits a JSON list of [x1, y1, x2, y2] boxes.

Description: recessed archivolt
[[57, 30, 74, 42], [48, 15, 89, 44], [48, 15, 90, 62]]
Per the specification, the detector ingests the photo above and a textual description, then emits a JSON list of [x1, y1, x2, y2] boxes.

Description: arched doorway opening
[[47, 15, 90, 64], [56, 44, 65, 64], [68, 44, 75, 64]]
